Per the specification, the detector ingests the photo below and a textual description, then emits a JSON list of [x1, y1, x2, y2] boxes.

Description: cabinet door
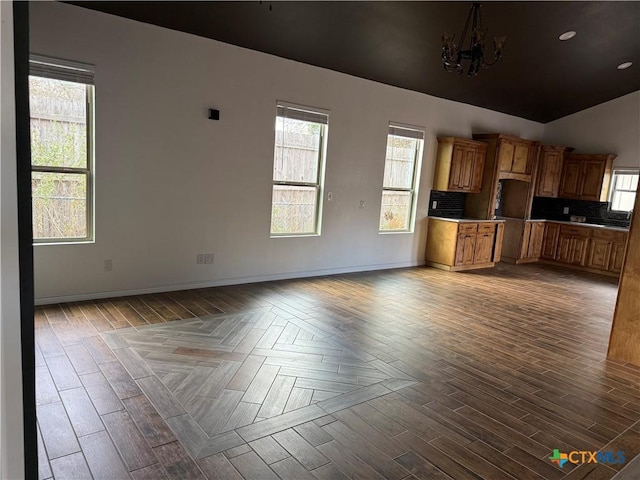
[[571, 236, 589, 266], [470, 149, 485, 192], [493, 223, 504, 262], [448, 145, 465, 190], [587, 238, 612, 270], [512, 144, 530, 174], [474, 233, 495, 264], [559, 158, 582, 198], [498, 141, 515, 172], [541, 223, 560, 259], [455, 234, 477, 266], [519, 222, 531, 259], [556, 234, 573, 263], [527, 223, 545, 258], [536, 151, 563, 197], [459, 147, 475, 190], [609, 242, 627, 273], [580, 159, 607, 200]]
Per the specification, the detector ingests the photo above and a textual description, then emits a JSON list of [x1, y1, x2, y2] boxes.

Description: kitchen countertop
[[428, 216, 506, 223], [497, 216, 629, 232], [430, 216, 629, 231], [538, 219, 629, 232]]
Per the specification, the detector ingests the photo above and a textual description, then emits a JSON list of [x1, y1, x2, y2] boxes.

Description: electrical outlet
[[196, 254, 204, 264], [432, 201, 437, 209], [204, 253, 215, 265], [104, 259, 113, 272], [359, 200, 365, 209], [563, 207, 570, 214]]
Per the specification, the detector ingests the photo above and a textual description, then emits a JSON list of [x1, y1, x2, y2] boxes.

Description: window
[[609, 169, 638, 212], [270, 103, 328, 235], [379, 124, 423, 232], [29, 55, 94, 243]]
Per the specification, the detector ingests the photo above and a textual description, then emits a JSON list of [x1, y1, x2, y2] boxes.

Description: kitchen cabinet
[[455, 232, 477, 266], [466, 133, 539, 220], [426, 218, 504, 271], [587, 238, 612, 270], [610, 242, 627, 273], [474, 224, 498, 264], [497, 138, 536, 176], [520, 221, 545, 260], [587, 229, 628, 273], [541, 223, 560, 259], [524, 221, 628, 277], [555, 225, 591, 266], [535, 145, 572, 197], [433, 137, 487, 193], [558, 154, 616, 201]]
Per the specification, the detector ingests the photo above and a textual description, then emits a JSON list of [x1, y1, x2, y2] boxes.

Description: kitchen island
[[425, 217, 505, 271]]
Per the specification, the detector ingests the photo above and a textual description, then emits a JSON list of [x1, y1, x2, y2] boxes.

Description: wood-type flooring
[[35, 263, 640, 479]]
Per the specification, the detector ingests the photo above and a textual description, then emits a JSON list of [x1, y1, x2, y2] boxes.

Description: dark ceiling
[[66, 1, 640, 123]]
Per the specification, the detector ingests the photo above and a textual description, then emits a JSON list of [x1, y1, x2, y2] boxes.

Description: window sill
[[270, 233, 321, 239], [34, 240, 95, 246], [379, 230, 413, 235]]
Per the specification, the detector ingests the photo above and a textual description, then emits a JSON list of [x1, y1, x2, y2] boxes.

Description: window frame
[[608, 168, 638, 214], [378, 124, 424, 233], [270, 102, 329, 237], [29, 55, 95, 245]]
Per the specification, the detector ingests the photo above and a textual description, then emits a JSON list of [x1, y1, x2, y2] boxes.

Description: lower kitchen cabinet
[[537, 222, 627, 276], [586, 229, 628, 274], [474, 231, 496, 264], [556, 226, 591, 266], [426, 218, 504, 271], [520, 221, 545, 261], [610, 242, 627, 273], [587, 238, 612, 270], [541, 223, 560, 259], [455, 232, 477, 266]]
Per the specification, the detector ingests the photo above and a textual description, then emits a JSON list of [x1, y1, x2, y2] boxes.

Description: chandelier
[[441, 2, 506, 76]]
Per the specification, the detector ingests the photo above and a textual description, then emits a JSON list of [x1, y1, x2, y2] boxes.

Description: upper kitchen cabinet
[[474, 134, 539, 181], [433, 137, 487, 193], [558, 154, 616, 201], [535, 145, 574, 197], [466, 133, 539, 219]]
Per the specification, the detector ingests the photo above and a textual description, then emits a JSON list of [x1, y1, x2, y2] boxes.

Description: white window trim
[[29, 55, 95, 244], [270, 102, 329, 237], [379, 123, 424, 234], [608, 168, 638, 213]]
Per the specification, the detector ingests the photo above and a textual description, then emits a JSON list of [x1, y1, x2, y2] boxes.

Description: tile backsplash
[[531, 197, 631, 228], [428, 190, 466, 218]]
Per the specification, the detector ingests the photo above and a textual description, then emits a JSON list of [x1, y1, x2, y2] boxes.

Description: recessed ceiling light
[[617, 62, 633, 70], [559, 31, 577, 41]]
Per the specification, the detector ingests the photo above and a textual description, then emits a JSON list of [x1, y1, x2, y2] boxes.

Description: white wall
[[1, 1, 25, 478], [30, 2, 544, 303], [543, 91, 640, 169]]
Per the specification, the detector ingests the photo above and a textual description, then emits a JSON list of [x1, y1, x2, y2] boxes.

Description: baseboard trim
[[35, 261, 424, 305]]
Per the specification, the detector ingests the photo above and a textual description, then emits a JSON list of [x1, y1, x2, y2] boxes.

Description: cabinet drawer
[[477, 223, 496, 233], [458, 223, 478, 233], [592, 229, 627, 243], [559, 225, 591, 237]]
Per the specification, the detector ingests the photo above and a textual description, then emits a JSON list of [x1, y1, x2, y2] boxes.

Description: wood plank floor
[[35, 263, 640, 479]]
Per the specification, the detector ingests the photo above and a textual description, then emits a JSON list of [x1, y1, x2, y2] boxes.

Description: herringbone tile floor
[[36, 263, 640, 479]]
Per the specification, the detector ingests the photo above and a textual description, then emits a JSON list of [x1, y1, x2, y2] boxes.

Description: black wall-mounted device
[[208, 109, 220, 120]]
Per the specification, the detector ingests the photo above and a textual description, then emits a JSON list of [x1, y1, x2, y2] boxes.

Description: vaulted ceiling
[[66, 1, 640, 123]]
